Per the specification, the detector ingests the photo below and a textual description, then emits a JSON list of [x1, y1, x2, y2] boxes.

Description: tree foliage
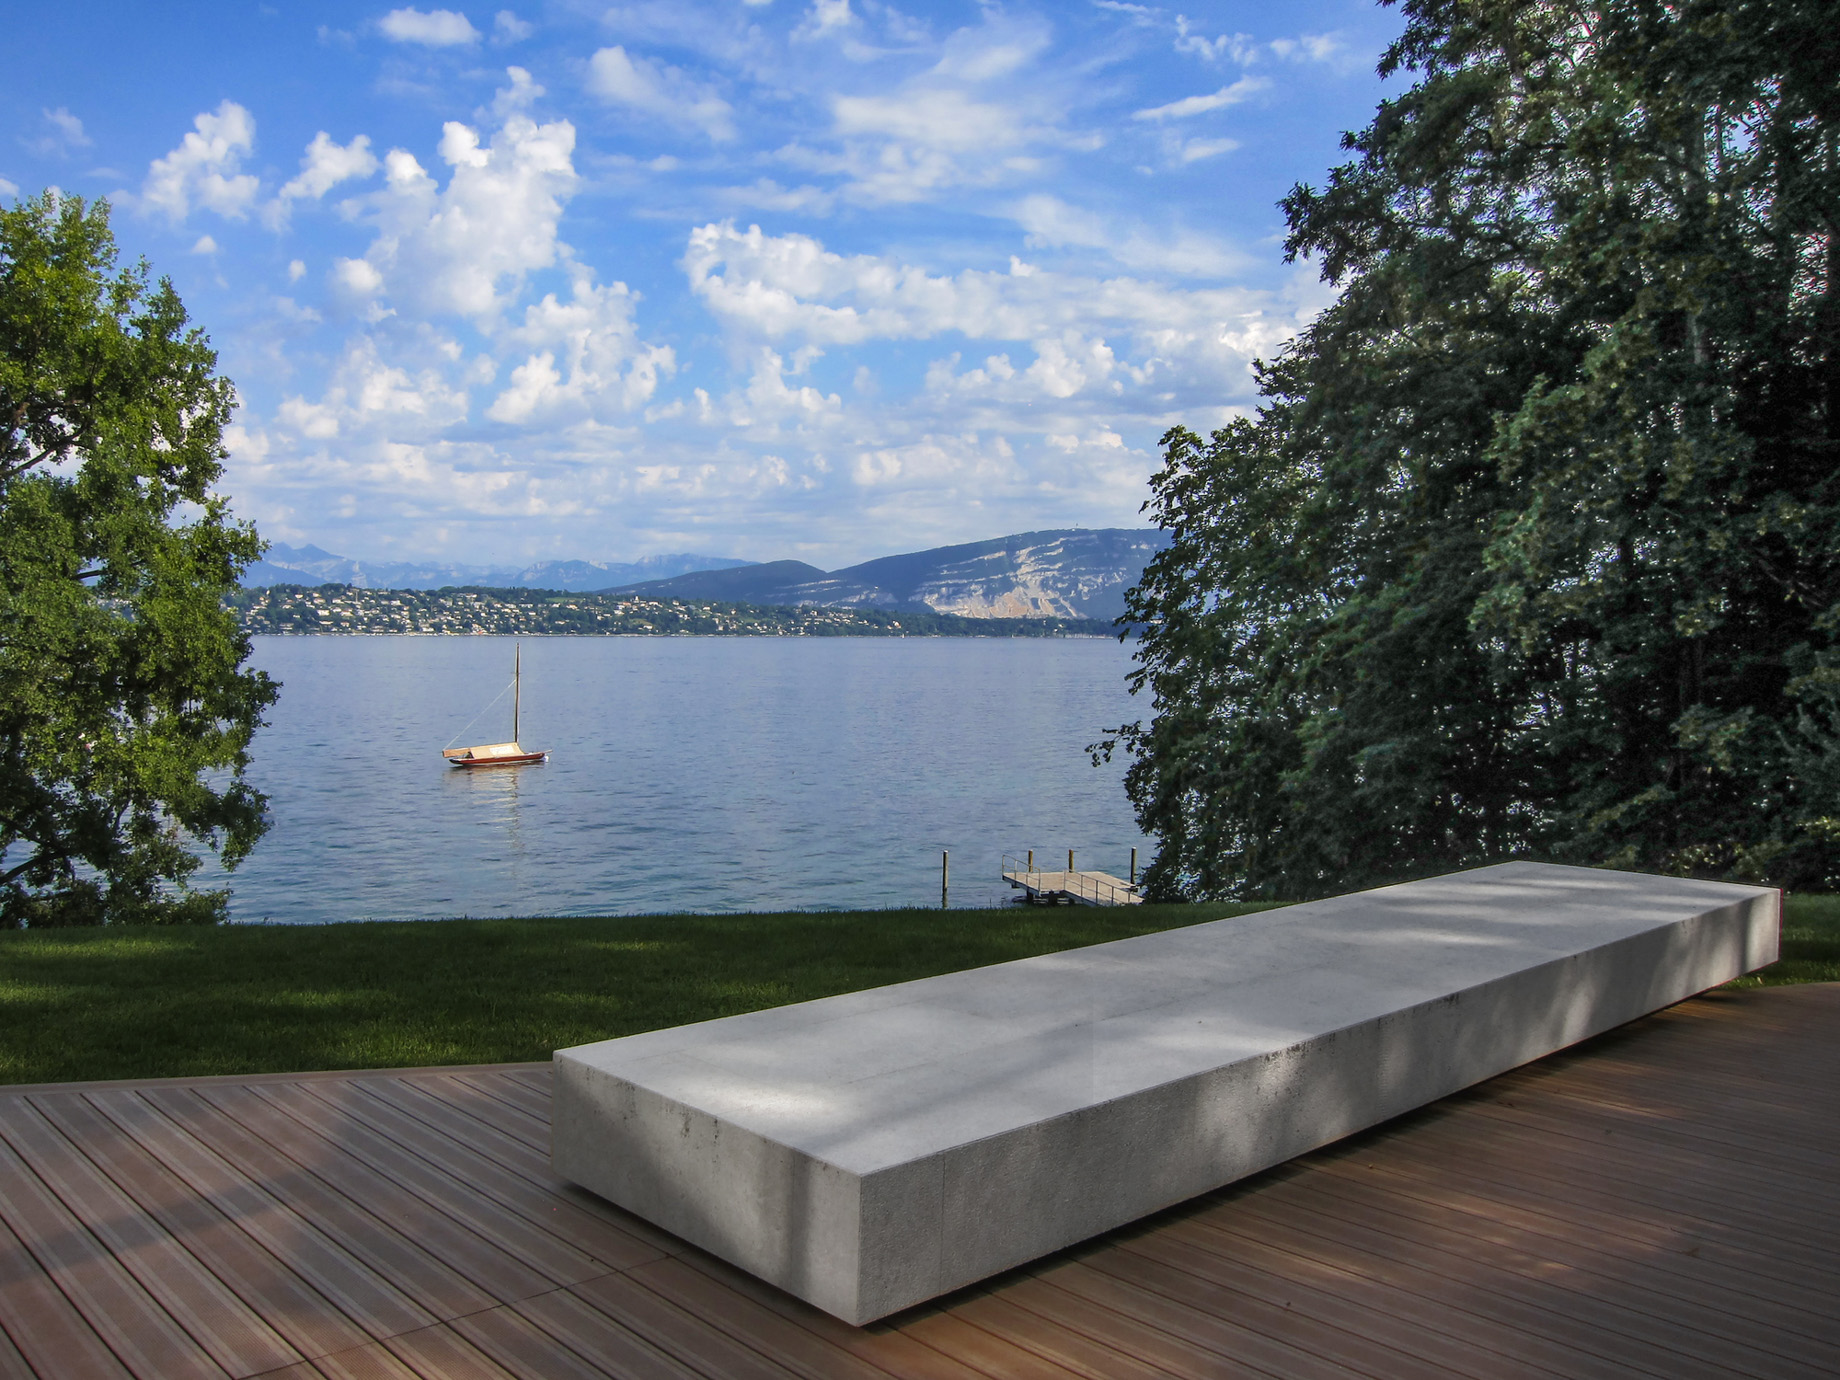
[[0, 192, 276, 925], [1116, 0, 1840, 900]]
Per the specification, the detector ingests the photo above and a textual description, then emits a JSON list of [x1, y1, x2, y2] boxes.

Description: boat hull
[[447, 751, 547, 768]]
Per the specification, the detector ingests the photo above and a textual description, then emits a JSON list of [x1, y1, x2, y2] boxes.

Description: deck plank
[[0, 984, 1833, 1380], [190, 1081, 565, 1299], [84, 1089, 437, 1343], [0, 1096, 302, 1378], [0, 1203, 134, 1380], [244, 1081, 608, 1286], [29, 1092, 374, 1363], [142, 1086, 501, 1322], [324, 1079, 669, 1273], [0, 1113, 225, 1379]]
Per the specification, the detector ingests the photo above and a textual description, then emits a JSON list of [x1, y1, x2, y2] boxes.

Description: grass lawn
[[0, 902, 1273, 1085], [2, 893, 1830, 1087], [1725, 892, 1840, 989]]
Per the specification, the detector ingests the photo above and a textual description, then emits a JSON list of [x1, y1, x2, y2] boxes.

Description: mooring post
[[1068, 848, 1075, 873], [1131, 847, 1138, 886], [1027, 849, 1034, 872], [941, 850, 949, 910]]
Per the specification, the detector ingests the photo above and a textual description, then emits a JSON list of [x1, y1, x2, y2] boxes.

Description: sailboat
[[442, 642, 548, 768]]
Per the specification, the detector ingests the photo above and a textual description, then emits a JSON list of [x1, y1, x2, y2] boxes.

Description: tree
[[0, 192, 277, 925], [1114, 0, 1840, 900]]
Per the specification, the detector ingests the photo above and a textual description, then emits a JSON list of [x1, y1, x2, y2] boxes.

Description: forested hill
[[227, 585, 1111, 638]]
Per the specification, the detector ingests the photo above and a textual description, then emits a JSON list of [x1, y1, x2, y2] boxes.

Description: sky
[[6, 0, 1406, 569]]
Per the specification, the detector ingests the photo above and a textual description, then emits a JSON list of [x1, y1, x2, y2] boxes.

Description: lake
[[210, 635, 1151, 923]]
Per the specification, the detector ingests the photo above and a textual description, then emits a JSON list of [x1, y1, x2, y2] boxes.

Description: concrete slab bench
[[551, 861, 1778, 1325]]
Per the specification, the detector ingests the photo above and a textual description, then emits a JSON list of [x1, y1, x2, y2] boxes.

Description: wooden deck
[[1, 984, 1835, 1380]]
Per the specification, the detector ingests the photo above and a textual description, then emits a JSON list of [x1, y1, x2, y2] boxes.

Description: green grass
[[3, 893, 1830, 1087], [0, 903, 1274, 1085], [1723, 893, 1840, 989]]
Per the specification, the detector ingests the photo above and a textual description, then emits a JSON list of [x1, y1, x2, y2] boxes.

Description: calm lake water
[[210, 635, 1151, 923]]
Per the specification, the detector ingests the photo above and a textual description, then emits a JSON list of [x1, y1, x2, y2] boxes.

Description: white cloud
[[492, 9, 531, 41], [586, 46, 736, 141], [777, 11, 1072, 205], [717, 178, 836, 216], [681, 220, 1296, 413], [0, 178, 16, 200], [488, 270, 675, 422], [190, 235, 218, 255], [796, 0, 853, 37], [378, 7, 480, 45], [288, 259, 307, 282], [1010, 195, 1250, 278], [1173, 21, 1256, 65], [138, 101, 260, 223], [1176, 137, 1239, 163], [1173, 20, 1354, 72], [25, 106, 93, 158], [727, 348, 843, 429], [332, 256, 386, 299], [339, 105, 578, 322], [492, 65, 544, 117], [1270, 33, 1348, 64], [272, 132, 379, 226], [1132, 76, 1268, 121], [278, 335, 471, 442], [833, 88, 1019, 152]]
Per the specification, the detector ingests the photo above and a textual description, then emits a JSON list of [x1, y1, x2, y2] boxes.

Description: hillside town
[[229, 584, 1110, 638]]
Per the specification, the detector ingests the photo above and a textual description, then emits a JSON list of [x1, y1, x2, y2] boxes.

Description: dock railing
[[1002, 855, 1142, 906]]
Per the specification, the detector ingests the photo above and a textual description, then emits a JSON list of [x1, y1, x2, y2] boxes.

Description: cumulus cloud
[[337, 103, 578, 322], [587, 46, 736, 141], [680, 220, 1297, 419], [378, 7, 480, 45], [277, 335, 472, 443], [266, 132, 380, 226], [138, 100, 260, 222], [488, 270, 675, 422], [210, 3, 1352, 563]]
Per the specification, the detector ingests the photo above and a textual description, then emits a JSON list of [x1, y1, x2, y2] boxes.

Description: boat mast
[[513, 642, 521, 745]]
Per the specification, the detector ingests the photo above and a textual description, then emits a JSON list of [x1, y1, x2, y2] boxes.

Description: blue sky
[[7, 0, 1404, 568]]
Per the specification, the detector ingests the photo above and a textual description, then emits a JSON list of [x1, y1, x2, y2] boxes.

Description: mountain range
[[600, 528, 1170, 622], [246, 527, 1171, 622], [243, 546, 751, 593]]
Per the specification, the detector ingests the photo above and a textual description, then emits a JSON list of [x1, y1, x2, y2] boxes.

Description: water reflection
[[441, 758, 535, 874]]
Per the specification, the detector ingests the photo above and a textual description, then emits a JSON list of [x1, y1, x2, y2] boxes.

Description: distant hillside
[[243, 545, 753, 593], [600, 529, 1170, 622], [231, 585, 1108, 639]]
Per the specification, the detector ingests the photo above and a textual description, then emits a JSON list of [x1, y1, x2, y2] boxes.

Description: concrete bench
[[551, 862, 1777, 1324]]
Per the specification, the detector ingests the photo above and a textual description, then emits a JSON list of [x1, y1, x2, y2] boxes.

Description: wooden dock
[[0, 982, 1835, 1378], [1002, 856, 1143, 905]]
